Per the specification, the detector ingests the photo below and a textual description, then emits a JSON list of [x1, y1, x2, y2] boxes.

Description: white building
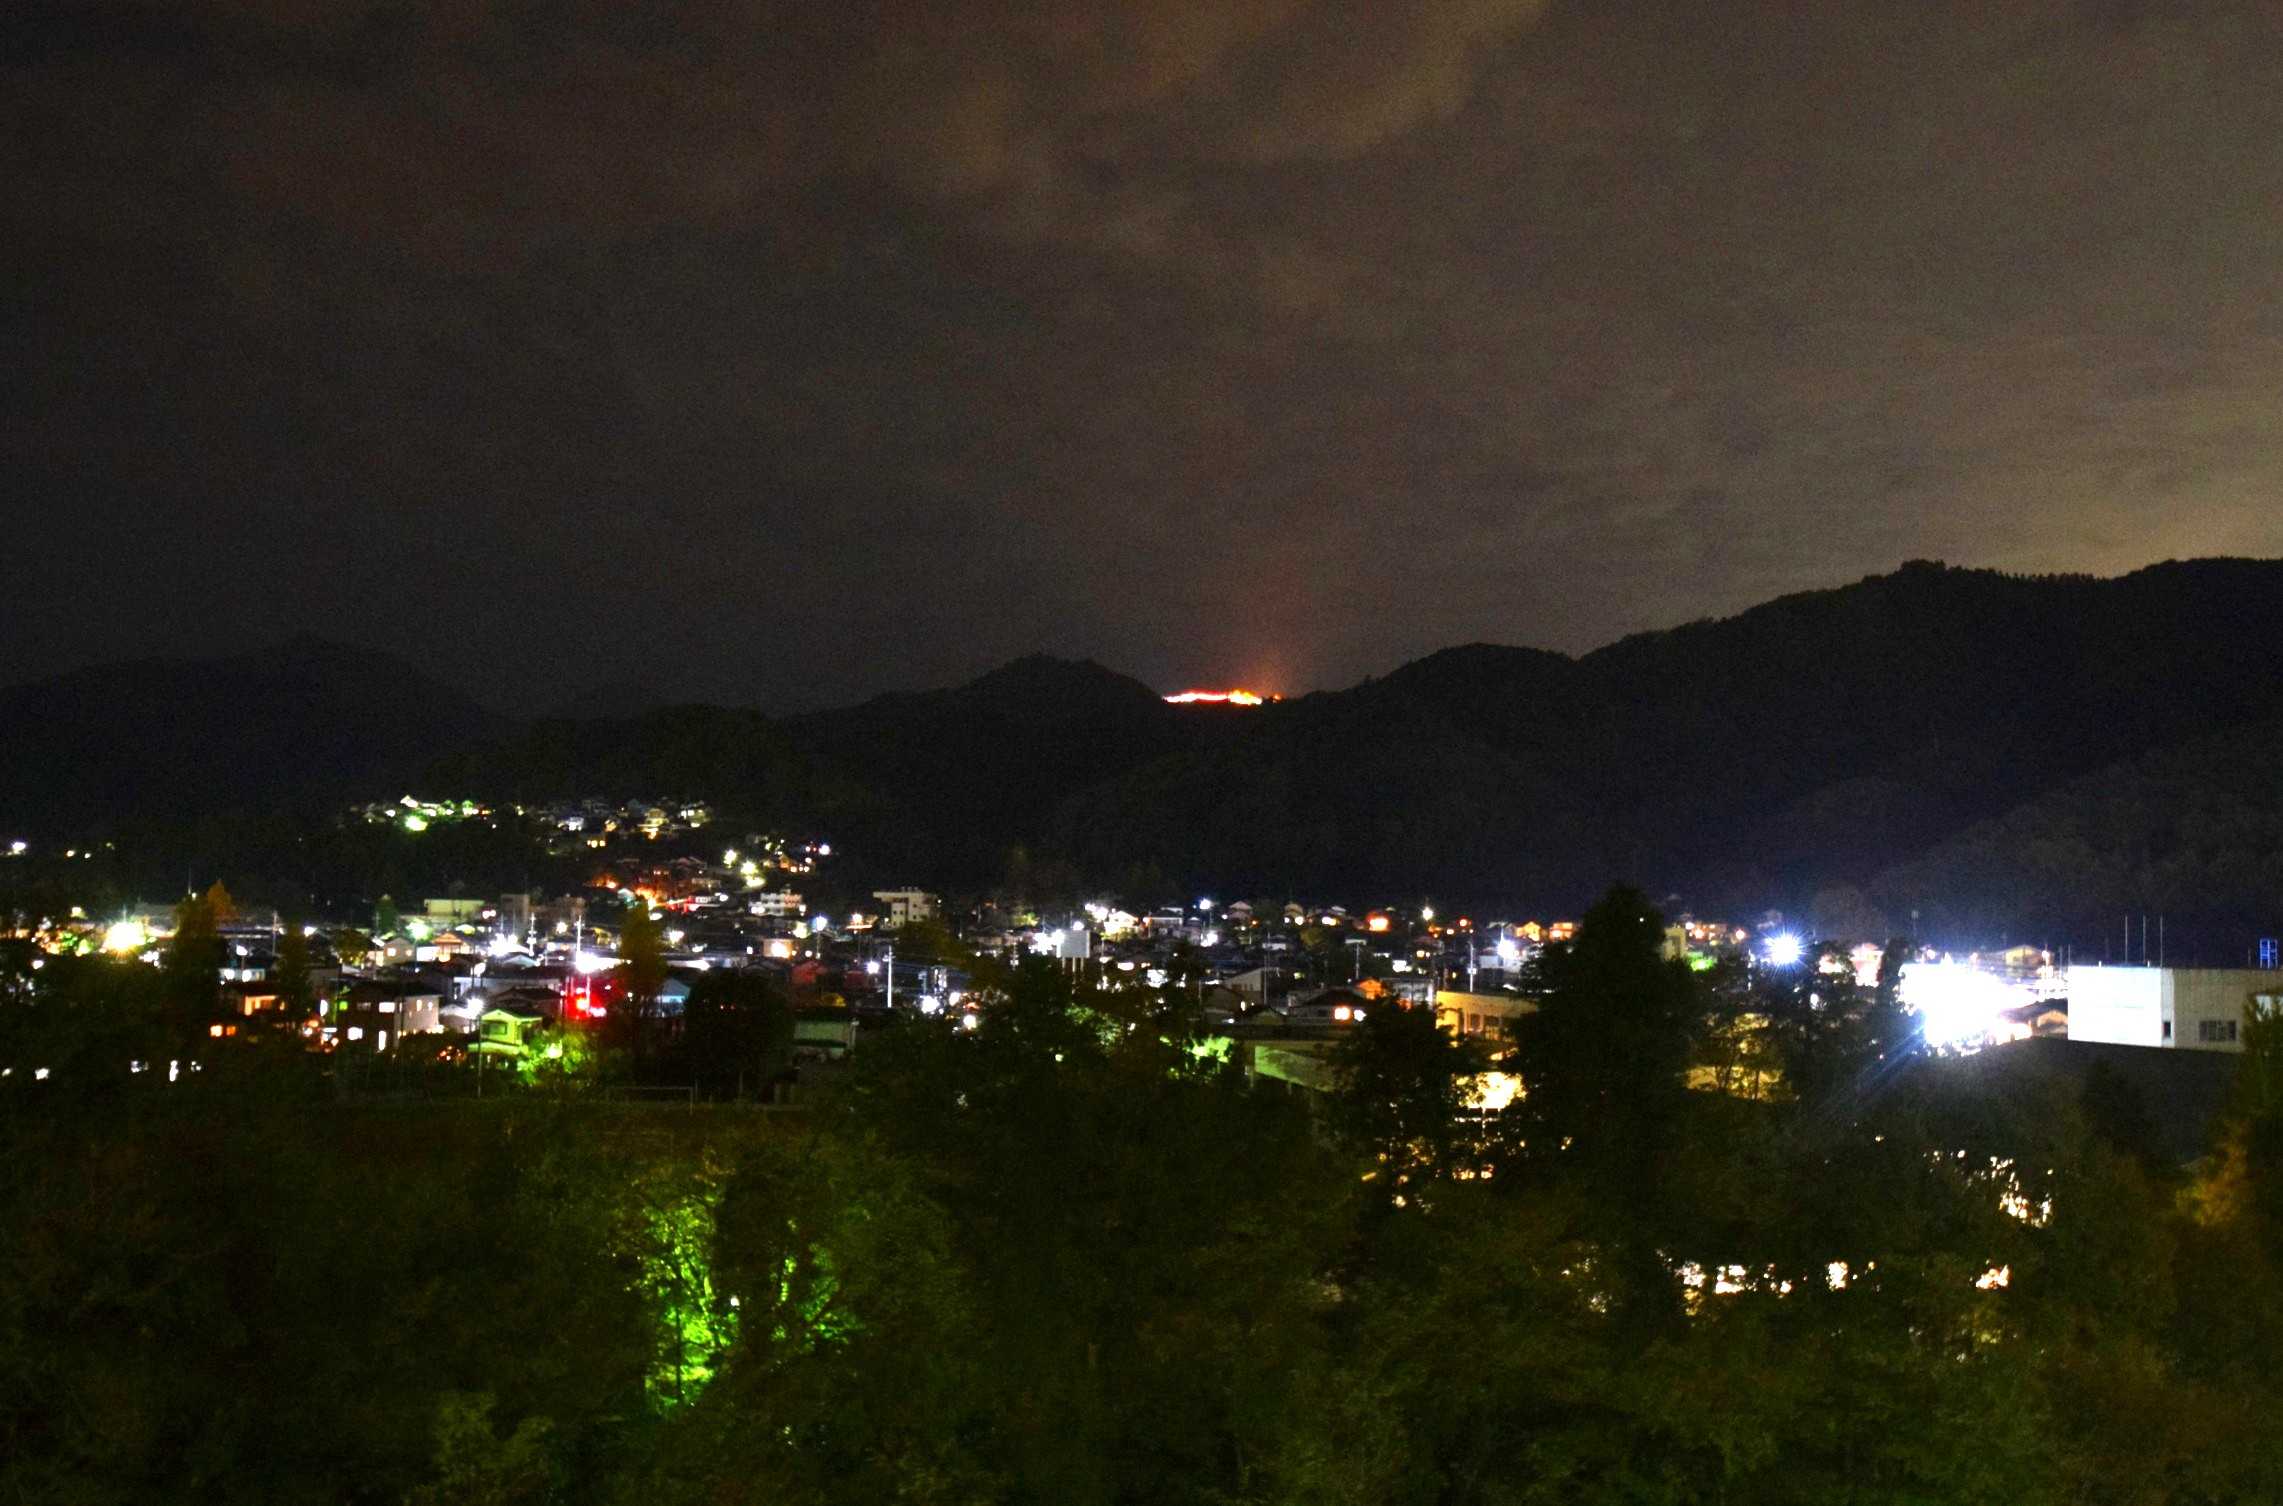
[[871, 889, 940, 928], [2066, 966, 2283, 1052]]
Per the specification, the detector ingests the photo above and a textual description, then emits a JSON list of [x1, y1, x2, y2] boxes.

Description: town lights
[[1762, 934, 1805, 968]]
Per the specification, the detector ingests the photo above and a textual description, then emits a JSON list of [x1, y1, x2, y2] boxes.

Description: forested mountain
[[1872, 714, 2283, 961], [12, 560, 2283, 945], [1041, 559, 2283, 935]]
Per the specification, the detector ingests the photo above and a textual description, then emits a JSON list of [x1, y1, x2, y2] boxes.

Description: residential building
[[324, 981, 443, 1052]]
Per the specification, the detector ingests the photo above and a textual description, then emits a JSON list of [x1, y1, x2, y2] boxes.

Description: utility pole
[[884, 942, 894, 1012]]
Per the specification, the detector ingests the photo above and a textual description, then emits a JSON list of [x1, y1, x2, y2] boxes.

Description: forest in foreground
[[7, 889, 2283, 1505]]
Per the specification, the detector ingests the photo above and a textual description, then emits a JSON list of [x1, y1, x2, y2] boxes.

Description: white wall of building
[[2066, 966, 2283, 1052], [2066, 966, 2167, 1048], [873, 889, 939, 927]]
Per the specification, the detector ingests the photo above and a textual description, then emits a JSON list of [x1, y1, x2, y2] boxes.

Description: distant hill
[[780, 655, 1205, 885], [428, 655, 1212, 892], [12, 560, 2283, 948], [0, 634, 505, 839], [1040, 559, 2283, 931], [1871, 713, 2283, 961]]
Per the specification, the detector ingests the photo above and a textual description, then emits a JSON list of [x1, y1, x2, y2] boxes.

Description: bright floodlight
[[1763, 934, 1805, 968], [1496, 938, 1522, 966], [1901, 961, 2011, 1052], [103, 918, 149, 954]]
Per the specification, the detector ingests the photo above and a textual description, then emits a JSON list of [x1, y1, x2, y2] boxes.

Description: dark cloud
[[6, 0, 1549, 268], [8, 0, 2283, 709]]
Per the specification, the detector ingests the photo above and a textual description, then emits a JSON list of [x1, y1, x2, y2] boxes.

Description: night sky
[[10, 0, 2283, 712]]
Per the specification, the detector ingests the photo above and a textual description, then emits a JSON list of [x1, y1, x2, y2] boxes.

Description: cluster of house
[[352, 795, 718, 846]]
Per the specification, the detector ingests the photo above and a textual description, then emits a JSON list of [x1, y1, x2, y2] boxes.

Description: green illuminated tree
[[606, 1128, 997, 1501]]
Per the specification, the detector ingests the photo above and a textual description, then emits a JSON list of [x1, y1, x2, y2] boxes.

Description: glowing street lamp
[[1762, 933, 1805, 968]]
